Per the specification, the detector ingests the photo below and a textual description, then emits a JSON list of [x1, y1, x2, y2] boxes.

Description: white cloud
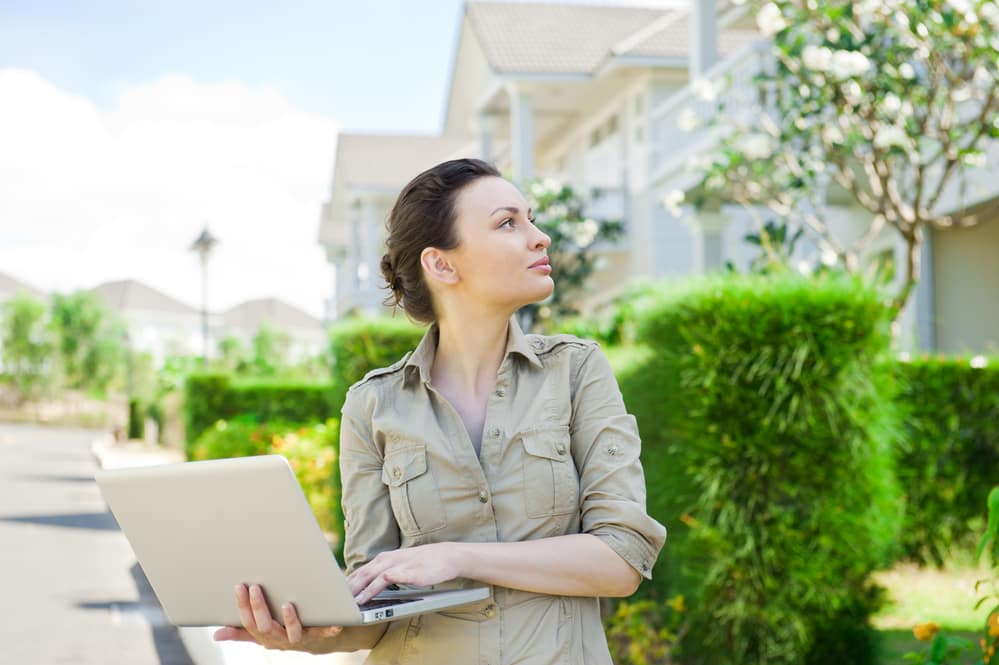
[[0, 68, 340, 320]]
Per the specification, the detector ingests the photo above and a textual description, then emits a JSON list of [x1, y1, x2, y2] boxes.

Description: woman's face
[[442, 175, 553, 312]]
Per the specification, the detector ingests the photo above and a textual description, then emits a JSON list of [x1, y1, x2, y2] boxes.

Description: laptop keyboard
[[359, 597, 422, 611]]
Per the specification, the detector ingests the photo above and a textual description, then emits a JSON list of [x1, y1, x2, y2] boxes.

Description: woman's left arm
[[350, 533, 639, 605], [349, 342, 667, 603]]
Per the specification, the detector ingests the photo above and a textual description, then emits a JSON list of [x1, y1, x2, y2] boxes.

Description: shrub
[[182, 372, 336, 455], [618, 273, 902, 665], [327, 316, 425, 411], [892, 356, 999, 565]]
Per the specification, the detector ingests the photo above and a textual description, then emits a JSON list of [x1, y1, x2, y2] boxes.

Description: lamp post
[[189, 226, 219, 365]]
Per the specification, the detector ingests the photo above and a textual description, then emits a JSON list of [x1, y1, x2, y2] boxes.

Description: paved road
[[0, 422, 194, 665]]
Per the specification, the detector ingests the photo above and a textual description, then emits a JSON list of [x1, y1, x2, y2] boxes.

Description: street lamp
[[189, 226, 219, 365]]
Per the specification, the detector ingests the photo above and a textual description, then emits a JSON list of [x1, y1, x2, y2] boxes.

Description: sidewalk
[[91, 434, 368, 665]]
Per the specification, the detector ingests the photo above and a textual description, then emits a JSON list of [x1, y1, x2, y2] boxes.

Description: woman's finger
[[213, 626, 257, 642], [283, 602, 303, 644], [249, 584, 276, 633], [235, 584, 259, 634]]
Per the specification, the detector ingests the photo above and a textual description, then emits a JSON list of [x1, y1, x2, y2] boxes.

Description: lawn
[[871, 551, 993, 663]]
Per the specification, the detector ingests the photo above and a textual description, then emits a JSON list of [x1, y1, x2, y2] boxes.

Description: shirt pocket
[[519, 427, 579, 518], [381, 444, 447, 536]]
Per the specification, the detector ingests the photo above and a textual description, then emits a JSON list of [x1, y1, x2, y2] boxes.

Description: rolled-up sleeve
[[339, 387, 400, 575], [569, 343, 667, 579]]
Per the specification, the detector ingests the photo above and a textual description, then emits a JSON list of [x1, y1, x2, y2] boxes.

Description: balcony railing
[[648, 39, 773, 185]]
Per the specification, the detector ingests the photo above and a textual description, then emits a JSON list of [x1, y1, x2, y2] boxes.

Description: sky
[[0, 0, 687, 321], [0, 0, 466, 320]]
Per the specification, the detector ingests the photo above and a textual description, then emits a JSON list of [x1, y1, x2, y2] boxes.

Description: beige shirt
[[339, 315, 667, 665]]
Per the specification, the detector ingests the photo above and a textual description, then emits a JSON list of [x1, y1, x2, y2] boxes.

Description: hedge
[[893, 355, 999, 565], [182, 374, 335, 458], [616, 273, 902, 665], [327, 316, 426, 412]]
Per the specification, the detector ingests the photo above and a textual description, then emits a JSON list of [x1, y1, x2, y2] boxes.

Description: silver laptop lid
[[95, 455, 363, 627]]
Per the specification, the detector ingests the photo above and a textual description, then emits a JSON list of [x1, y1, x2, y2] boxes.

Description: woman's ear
[[420, 247, 460, 287]]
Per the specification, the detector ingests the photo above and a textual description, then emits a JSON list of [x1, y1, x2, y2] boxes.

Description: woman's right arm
[[214, 387, 398, 654]]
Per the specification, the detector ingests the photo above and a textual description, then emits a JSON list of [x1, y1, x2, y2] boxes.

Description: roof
[[334, 133, 473, 191], [464, 1, 759, 74], [0, 271, 47, 302], [89, 279, 198, 315], [220, 298, 322, 331]]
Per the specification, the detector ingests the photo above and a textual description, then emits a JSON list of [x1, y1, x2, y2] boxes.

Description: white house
[[318, 0, 998, 354]]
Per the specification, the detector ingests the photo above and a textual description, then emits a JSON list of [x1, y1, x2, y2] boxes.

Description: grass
[[870, 550, 995, 663]]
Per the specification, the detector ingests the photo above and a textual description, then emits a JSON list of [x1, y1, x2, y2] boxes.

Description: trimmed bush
[[617, 273, 902, 665], [893, 355, 999, 565], [327, 316, 426, 411], [191, 418, 343, 552], [182, 373, 336, 455]]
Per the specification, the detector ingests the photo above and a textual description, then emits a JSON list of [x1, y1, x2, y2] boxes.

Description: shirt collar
[[403, 314, 543, 388]]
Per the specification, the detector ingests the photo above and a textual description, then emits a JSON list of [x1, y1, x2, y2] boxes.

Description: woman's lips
[[529, 257, 551, 273]]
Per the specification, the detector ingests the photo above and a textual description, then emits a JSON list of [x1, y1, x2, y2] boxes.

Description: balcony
[[648, 39, 773, 188]]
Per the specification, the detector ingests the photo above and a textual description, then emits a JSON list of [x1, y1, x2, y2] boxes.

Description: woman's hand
[[348, 542, 464, 605], [212, 583, 344, 654]]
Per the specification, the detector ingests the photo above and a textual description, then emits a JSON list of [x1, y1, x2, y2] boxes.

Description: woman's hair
[[380, 157, 501, 324]]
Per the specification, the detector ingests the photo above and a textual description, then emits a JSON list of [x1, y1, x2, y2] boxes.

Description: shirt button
[[392, 466, 402, 480], [488, 427, 502, 438], [478, 490, 489, 503], [531, 338, 545, 349], [483, 604, 497, 618], [494, 388, 505, 397], [556, 443, 566, 455]]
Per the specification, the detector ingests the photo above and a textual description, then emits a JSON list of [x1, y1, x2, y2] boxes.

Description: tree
[[678, 0, 999, 316], [48, 290, 124, 395], [519, 179, 625, 331], [0, 295, 53, 404], [249, 323, 292, 376]]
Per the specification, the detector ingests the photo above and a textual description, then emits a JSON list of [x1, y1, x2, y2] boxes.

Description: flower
[[970, 355, 987, 369], [881, 93, 902, 114], [873, 125, 911, 150], [899, 62, 916, 79], [822, 125, 845, 146], [572, 218, 599, 248], [803, 45, 833, 72], [663, 189, 685, 217], [831, 50, 871, 79], [678, 107, 700, 132], [756, 3, 787, 37], [739, 132, 774, 160], [912, 622, 940, 641], [692, 77, 719, 102]]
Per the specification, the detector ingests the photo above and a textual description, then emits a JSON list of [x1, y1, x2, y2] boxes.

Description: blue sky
[[0, 0, 466, 133], [0, 0, 474, 322]]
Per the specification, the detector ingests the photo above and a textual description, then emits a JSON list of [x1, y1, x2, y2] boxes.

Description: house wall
[[933, 218, 999, 354]]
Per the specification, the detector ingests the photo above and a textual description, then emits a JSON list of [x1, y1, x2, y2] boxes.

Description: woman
[[213, 158, 667, 663]]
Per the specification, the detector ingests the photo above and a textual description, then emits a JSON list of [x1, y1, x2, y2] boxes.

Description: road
[[0, 422, 194, 665]]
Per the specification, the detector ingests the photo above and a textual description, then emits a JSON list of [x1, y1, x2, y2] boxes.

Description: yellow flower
[[667, 595, 686, 613], [912, 622, 940, 641], [989, 611, 999, 631]]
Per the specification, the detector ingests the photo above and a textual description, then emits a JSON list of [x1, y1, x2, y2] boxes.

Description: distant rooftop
[[220, 297, 322, 331], [465, 0, 758, 75], [0, 271, 47, 302]]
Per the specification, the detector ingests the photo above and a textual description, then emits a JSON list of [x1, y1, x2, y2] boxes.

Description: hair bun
[[380, 253, 402, 293]]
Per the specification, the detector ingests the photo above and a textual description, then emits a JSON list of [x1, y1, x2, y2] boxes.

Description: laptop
[[94, 454, 491, 626]]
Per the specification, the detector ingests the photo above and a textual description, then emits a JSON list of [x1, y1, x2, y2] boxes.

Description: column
[[507, 84, 534, 184], [691, 0, 718, 79], [360, 195, 382, 315], [475, 112, 498, 163]]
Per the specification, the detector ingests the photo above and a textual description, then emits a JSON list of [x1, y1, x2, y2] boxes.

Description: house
[[318, 0, 998, 354], [219, 297, 326, 363]]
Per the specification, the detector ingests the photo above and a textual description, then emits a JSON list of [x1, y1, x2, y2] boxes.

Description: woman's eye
[[528, 216, 537, 224], [501, 218, 514, 228]]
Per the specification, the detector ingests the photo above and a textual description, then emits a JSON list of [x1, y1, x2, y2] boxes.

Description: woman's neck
[[432, 308, 513, 398]]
